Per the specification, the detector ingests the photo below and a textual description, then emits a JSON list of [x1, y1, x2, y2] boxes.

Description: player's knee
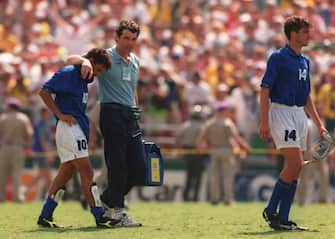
[[287, 159, 304, 170], [87, 169, 94, 181], [291, 163, 303, 175], [75, 159, 94, 179]]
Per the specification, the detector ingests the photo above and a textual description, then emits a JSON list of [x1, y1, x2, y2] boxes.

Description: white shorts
[[55, 121, 89, 163], [269, 103, 308, 150]]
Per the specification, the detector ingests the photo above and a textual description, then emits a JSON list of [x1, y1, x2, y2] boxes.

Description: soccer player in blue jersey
[[259, 16, 328, 230], [36, 48, 119, 228], [66, 20, 145, 227]]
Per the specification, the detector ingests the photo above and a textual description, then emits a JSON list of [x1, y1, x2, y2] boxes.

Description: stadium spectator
[[0, 22, 19, 52], [228, 71, 260, 142], [317, 67, 335, 134], [183, 71, 214, 116], [0, 1, 334, 130], [50, 1, 107, 55], [8, 65, 31, 111], [144, 63, 182, 124], [0, 64, 14, 111]]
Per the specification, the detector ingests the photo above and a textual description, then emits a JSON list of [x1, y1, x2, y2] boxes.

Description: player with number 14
[[259, 16, 328, 230]]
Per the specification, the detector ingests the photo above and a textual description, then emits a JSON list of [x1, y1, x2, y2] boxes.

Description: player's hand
[[58, 113, 77, 126], [259, 121, 270, 141], [318, 125, 328, 138], [81, 58, 93, 80]]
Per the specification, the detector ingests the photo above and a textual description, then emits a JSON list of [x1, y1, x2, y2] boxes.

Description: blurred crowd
[[1, 0, 335, 129], [1, 0, 335, 203]]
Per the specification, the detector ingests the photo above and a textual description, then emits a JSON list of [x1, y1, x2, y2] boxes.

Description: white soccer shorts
[[269, 103, 308, 150], [55, 121, 89, 163]]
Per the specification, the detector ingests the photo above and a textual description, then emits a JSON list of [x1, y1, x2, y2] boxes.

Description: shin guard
[[51, 188, 65, 203], [91, 183, 102, 207]]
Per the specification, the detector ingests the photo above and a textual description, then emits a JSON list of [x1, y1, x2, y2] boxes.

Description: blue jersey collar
[[284, 44, 301, 57]]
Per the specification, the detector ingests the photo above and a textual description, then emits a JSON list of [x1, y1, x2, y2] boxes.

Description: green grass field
[[1, 201, 334, 239]]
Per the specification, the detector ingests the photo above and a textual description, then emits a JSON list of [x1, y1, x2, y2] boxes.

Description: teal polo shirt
[[98, 47, 140, 107]]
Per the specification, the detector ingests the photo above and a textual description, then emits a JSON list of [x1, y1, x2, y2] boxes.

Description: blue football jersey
[[261, 44, 311, 107], [42, 65, 89, 140]]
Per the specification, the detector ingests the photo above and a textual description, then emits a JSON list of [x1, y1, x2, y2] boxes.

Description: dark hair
[[191, 71, 201, 79], [83, 48, 111, 69], [284, 16, 310, 40], [116, 20, 140, 38]]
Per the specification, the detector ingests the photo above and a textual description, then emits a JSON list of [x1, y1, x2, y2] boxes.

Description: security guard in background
[[176, 105, 206, 201], [0, 98, 33, 202], [197, 101, 250, 205]]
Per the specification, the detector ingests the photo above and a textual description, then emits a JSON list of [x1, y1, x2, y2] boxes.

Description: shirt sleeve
[[42, 68, 75, 94], [23, 114, 34, 138], [198, 121, 210, 143], [260, 52, 280, 89], [226, 118, 238, 136]]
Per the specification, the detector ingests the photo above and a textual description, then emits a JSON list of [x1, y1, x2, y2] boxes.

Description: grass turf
[[0, 201, 334, 239]]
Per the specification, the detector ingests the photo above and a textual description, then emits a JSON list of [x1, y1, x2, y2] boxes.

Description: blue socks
[[90, 206, 105, 222], [279, 180, 297, 223], [266, 178, 297, 223], [40, 196, 58, 219], [40, 196, 106, 223], [266, 178, 289, 214]]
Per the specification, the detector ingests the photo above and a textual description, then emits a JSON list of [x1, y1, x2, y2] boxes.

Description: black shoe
[[37, 216, 63, 228], [96, 216, 121, 228], [262, 208, 279, 229], [271, 220, 309, 231]]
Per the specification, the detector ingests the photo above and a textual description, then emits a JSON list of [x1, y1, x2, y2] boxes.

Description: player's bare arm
[[259, 87, 270, 140], [66, 55, 93, 79], [39, 89, 77, 126]]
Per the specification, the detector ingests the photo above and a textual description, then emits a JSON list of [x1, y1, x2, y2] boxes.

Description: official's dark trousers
[[183, 153, 205, 202], [99, 103, 146, 208]]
